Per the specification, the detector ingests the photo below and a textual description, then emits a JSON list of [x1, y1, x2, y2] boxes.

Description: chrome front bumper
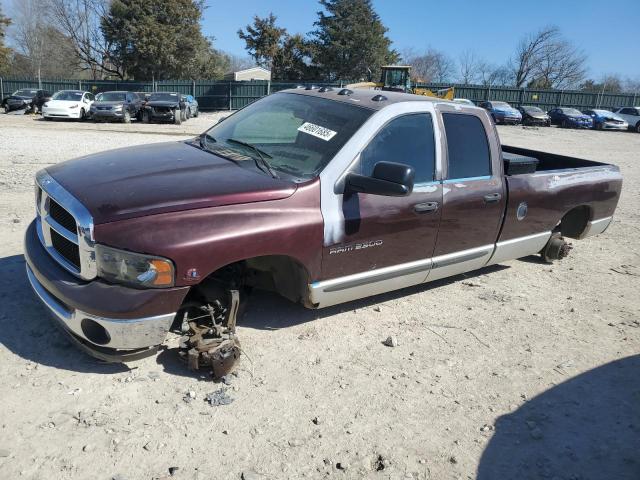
[[26, 264, 175, 356]]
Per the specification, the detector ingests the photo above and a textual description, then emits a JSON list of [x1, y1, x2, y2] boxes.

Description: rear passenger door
[[428, 111, 505, 281]]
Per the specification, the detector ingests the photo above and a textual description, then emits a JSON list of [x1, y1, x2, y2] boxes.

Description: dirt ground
[[0, 112, 639, 480]]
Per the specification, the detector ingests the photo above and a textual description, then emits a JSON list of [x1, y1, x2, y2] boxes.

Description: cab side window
[[359, 113, 436, 184], [443, 113, 491, 179]]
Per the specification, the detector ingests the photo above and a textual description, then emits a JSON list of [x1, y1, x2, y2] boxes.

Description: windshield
[[563, 108, 582, 115], [492, 101, 511, 108], [14, 89, 38, 97], [203, 92, 373, 179], [97, 92, 126, 102], [150, 92, 180, 101], [523, 106, 543, 113], [52, 91, 83, 101]]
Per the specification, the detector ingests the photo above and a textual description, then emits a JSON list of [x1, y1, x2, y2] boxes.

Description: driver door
[[322, 113, 442, 282]]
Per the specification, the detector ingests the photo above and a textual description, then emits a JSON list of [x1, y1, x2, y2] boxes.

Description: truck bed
[[502, 144, 610, 172], [497, 145, 622, 244]]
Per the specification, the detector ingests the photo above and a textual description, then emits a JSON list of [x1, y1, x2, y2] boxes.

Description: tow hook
[[542, 235, 573, 263], [178, 290, 241, 379]]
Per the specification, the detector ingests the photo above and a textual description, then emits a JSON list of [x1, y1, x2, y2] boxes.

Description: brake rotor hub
[[178, 290, 241, 379]]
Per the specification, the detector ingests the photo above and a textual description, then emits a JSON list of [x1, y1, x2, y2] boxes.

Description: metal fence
[[1, 76, 638, 111]]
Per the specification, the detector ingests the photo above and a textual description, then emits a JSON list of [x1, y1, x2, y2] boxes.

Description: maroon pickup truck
[[24, 88, 622, 364]]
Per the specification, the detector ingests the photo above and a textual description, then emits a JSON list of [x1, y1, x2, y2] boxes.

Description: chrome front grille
[[35, 171, 97, 280], [49, 198, 77, 232], [50, 229, 81, 269]]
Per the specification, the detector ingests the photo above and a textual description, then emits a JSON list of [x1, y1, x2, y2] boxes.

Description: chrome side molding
[[309, 233, 556, 308], [309, 258, 432, 308], [579, 216, 613, 239], [487, 231, 551, 266]]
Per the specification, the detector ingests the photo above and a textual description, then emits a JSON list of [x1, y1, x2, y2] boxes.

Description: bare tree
[[46, 0, 122, 79], [624, 77, 640, 93], [10, 0, 48, 83], [227, 53, 255, 72], [458, 50, 481, 84], [509, 26, 559, 87], [477, 61, 513, 86], [403, 47, 455, 83], [532, 38, 587, 89], [509, 25, 587, 89]]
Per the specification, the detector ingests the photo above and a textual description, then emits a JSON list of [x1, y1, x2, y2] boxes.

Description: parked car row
[[453, 98, 640, 132], [1, 88, 200, 125]]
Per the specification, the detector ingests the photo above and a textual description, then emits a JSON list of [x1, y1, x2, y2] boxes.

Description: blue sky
[[203, 0, 640, 79]]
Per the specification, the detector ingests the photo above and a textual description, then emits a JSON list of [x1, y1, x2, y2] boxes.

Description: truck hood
[[45, 141, 297, 224]]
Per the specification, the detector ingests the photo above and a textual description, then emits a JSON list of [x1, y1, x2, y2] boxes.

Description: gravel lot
[[0, 112, 638, 480]]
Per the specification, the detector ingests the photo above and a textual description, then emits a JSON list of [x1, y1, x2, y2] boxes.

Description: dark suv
[[142, 92, 187, 124], [89, 91, 144, 123], [2, 89, 52, 113]]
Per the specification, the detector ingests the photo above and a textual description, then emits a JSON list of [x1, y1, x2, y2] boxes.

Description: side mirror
[[345, 161, 415, 197]]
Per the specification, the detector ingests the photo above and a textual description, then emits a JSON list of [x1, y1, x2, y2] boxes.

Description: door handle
[[483, 193, 502, 204], [414, 201, 439, 213]]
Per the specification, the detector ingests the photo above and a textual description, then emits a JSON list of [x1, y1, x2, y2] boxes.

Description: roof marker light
[[337, 89, 353, 96]]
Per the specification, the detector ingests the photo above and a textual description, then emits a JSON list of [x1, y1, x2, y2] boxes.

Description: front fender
[[93, 179, 324, 286]]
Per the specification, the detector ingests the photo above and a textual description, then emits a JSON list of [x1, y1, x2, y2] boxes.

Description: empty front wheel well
[[189, 256, 311, 306], [559, 205, 592, 238]]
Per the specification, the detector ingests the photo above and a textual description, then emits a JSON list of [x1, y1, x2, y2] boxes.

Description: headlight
[[69, 104, 78, 109], [96, 244, 175, 288], [43, 103, 49, 108], [114, 105, 123, 111], [90, 105, 96, 111]]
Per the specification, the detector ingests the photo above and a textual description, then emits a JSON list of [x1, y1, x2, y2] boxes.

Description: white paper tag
[[297, 122, 337, 141]]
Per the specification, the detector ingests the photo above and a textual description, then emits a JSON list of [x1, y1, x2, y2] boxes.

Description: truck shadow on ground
[[155, 264, 511, 378], [239, 264, 510, 331], [477, 354, 640, 480], [0, 254, 129, 374]]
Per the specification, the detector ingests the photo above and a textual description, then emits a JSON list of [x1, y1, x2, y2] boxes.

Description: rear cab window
[[442, 113, 492, 180]]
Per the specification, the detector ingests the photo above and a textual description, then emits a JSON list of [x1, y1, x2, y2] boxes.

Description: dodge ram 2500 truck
[[24, 88, 622, 364]]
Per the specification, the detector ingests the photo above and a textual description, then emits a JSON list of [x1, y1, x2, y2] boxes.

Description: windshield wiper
[[225, 138, 278, 179], [199, 133, 216, 150]]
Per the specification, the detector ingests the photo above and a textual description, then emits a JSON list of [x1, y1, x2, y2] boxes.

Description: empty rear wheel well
[[559, 205, 592, 238]]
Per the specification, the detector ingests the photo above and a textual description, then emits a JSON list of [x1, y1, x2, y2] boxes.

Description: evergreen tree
[[101, 0, 226, 79], [311, 0, 398, 81], [238, 13, 286, 70], [0, 6, 11, 75], [272, 34, 318, 80]]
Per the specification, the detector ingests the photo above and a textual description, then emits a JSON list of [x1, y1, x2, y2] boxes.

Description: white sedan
[[42, 90, 95, 120]]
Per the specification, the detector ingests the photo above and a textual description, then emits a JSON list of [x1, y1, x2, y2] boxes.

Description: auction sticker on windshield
[[297, 122, 337, 141]]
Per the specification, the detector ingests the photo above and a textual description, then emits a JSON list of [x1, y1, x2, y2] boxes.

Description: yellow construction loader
[[347, 65, 454, 100]]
